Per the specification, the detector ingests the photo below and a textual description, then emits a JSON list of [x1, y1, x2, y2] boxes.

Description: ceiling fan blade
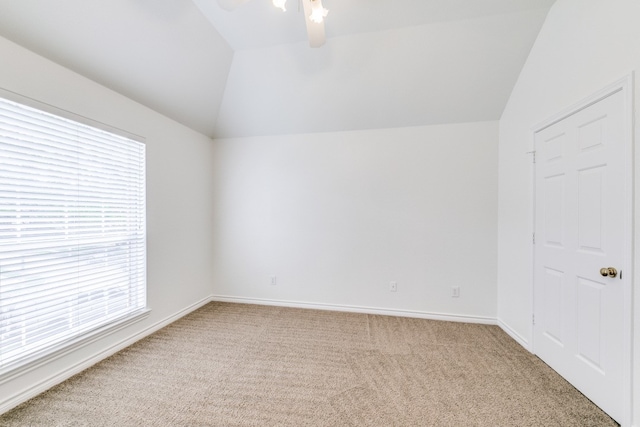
[[216, 0, 251, 11], [301, 0, 326, 48]]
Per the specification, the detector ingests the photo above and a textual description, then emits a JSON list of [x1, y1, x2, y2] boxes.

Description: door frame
[[529, 74, 634, 426]]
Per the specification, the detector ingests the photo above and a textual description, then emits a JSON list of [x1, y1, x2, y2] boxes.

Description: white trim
[[0, 86, 145, 143], [210, 295, 497, 325], [497, 318, 532, 352], [529, 116, 537, 353], [532, 76, 630, 132], [0, 295, 212, 415], [0, 309, 150, 385], [621, 72, 634, 427], [530, 74, 634, 427]]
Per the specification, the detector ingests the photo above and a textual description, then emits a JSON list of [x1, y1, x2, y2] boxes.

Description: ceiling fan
[[216, 0, 329, 47]]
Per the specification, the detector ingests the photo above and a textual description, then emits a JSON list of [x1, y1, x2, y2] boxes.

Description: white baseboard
[[0, 295, 213, 415], [0, 310, 152, 391], [210, 295, 497, 325], [497, 318, 531, 352]]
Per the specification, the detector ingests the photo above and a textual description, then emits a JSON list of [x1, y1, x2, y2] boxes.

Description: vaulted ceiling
[[0, 0, 555, 138]]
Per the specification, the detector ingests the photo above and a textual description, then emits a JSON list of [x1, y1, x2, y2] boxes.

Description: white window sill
[[0, 308, 150, 385]]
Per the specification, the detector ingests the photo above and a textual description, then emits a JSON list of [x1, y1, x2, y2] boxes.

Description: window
[[0, 94, 146, 373]]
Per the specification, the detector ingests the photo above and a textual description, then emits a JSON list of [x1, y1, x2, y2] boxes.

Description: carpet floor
[[0, 302, 617, 426]]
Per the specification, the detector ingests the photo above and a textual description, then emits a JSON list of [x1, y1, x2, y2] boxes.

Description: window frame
[[0, 88, 149, 381]]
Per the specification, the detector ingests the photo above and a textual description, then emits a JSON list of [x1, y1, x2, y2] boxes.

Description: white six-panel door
[[533, 89, 627, 423]]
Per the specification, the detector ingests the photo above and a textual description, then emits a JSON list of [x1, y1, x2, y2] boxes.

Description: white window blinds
[[0, 95, 146, 372]]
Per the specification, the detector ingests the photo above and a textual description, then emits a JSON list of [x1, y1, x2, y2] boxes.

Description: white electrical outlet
[[390, 281, 397, 292], [270, 276, 277, 286], [452, 286, 460, 298]]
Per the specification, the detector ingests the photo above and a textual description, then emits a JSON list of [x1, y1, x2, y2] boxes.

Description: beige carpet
[[0, 302, 617, 426]]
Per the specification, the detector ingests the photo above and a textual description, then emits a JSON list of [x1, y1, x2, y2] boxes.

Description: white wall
[[496, 0, 640, 424], [0, 36, 214, 411], [212, 121, 498, 320]]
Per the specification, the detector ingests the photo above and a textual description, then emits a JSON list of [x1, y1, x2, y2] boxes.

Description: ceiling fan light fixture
[[309, 0, 328, 24], [272, 0, 286, 12]]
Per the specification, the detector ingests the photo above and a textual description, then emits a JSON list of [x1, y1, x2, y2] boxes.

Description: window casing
[[0, 94, 146, 373]]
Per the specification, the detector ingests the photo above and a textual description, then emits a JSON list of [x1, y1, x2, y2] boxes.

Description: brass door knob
[[600, 267, 618, 278]]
